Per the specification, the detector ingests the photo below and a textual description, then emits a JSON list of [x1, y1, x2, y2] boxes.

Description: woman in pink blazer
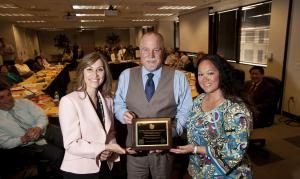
[[59, 52, 125, 179]]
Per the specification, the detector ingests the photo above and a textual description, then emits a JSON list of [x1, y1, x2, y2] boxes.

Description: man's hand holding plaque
[[123, 111, 136, 124]]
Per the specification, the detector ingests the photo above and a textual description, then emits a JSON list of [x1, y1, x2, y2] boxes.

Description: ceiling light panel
[[76, 13, 105, 17], [132, 19, 155, 22], [0, 13, 33, 16], [144, 13, 173, 16], [158, 6, 196, 10], [79, 25, 99, 29], [40, 27, 62, 31], [73, 5, 109, 10], [80, 20, 104, 22], [17, 20, 46, 23], [0, 4, 18, 8]]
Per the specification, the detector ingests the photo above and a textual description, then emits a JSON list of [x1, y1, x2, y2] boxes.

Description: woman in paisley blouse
[[170, 54, 252, 178]]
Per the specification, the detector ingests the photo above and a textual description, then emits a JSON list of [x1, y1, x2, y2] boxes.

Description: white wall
[[157, 20, 175, 50], [282, 0, 300, 116], [267, 0, 289, 79], [12, 26, 39, 60], [179, 8, 209, 53], [0, 22, 15, 46]]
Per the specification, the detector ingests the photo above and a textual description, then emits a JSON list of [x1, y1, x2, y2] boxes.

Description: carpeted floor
[[249, 116, 300, 179], [284, 135, 300, 148]]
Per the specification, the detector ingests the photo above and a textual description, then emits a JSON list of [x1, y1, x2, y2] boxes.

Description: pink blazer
[[59, 91, 119, 174]]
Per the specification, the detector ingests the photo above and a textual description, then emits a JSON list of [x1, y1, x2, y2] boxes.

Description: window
[[245, 31, 255, 43], [216, 9, 238, 60], [240, 1, 272, 65], [257, 50, 264, 62], [258, 30, 265, 43], [244, 49, 254, 61], [209, 1, 272, 66]]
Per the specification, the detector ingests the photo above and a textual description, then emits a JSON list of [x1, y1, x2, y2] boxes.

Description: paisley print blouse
[[187, 94, 252, 179]]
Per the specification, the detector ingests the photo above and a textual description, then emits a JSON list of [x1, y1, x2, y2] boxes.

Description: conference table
[[11, 64, 68, 118], [10, 62, 198, 120]]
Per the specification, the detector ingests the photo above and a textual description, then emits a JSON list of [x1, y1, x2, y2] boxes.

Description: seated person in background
[[110, 47, 119, 63], [176, 52, 194, 72], [14, 56, 34, 78], [62, 48, 73, 63], [0, 79, 64, 176], [103, 47, 112, 61], [125, 45, 136, 60], [244, 66, 277, 128], [181, 55, 194, 72], [39, 53, 51, 68], [0, 64, 23, 85], [118, 45, 127, 61], [165, 50, 179, 67], [32, 56, 45, 72], [175, 52, 186, 69]]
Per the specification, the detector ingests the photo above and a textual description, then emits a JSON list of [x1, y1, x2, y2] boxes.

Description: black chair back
[[24, 59, 35, 71], [264, 76, 282, 114]]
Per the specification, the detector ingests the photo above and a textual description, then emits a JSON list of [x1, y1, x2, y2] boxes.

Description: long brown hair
[[75, 52, 112, 97]]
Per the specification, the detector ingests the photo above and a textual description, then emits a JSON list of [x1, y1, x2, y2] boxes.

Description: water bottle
[[54, 91, 60, 106]]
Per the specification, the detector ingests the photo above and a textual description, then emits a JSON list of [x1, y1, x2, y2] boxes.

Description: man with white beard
[[114, 32, 192, 179]]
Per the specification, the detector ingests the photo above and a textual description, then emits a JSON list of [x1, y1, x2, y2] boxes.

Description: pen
[[22, 86, 36, 95]]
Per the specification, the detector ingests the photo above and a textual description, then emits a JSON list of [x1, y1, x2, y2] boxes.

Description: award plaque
[[131, 118, 172, 150]]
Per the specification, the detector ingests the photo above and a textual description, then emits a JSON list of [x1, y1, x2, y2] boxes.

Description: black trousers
[[63, 161, 112, 179], [0, 124, 64, 176]]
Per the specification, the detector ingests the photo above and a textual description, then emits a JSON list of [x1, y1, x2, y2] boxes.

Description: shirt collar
[[141, 66, 162, 78]]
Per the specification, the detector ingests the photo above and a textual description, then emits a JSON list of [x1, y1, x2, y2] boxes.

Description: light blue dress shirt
[[114, 66, 193, 136], [0, 99, 48, 149]]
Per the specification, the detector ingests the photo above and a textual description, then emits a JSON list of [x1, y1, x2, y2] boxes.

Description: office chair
[[249, 76, 281, 148]]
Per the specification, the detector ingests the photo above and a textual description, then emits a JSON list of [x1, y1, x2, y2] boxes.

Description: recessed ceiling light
[[76, 13, 105, 17], [158, 6, 196, 10], [80, 28, 97, 31], [0, 13, 33, 16], [40, 27, 62, 31], [142, 26, 153, 28], [132, 19, 155, 22], [80, 20, 104, 22], [144, 13, 173, 16], [0, 4, 18, 8], [17, 20, 46, 23], [79, 25, 99, 29]]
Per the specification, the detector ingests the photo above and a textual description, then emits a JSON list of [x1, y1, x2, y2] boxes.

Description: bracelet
[[193, 146, 197, 154]]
